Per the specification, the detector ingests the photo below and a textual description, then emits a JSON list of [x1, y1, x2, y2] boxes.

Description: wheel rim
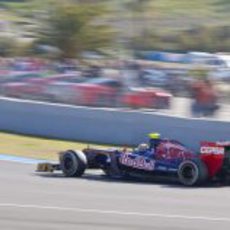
[[64, 155, 76, 171], [182, 165, 196, 180]]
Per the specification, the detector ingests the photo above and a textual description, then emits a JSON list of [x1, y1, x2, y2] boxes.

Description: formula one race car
[[36, 133, 230, 186]]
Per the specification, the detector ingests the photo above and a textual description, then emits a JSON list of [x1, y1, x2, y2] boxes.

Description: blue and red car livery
[[37, 135, 230, 186]]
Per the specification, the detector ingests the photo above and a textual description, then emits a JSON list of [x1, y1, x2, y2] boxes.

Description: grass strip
[[0, 132, 114, 161]]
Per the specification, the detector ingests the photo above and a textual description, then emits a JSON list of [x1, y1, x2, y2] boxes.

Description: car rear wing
[[200, 141, 230, 178], [215, 141, 230, 147]]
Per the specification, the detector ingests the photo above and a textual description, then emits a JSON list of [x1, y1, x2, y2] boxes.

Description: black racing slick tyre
[[60, 150, 87, 177], [178, 159, 208, 186]]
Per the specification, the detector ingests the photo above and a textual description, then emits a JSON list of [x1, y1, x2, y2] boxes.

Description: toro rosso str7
[[37, 134, 230, 186]]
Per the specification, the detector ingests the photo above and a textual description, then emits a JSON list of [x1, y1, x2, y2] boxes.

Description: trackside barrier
[[0, 98, 229, 151]]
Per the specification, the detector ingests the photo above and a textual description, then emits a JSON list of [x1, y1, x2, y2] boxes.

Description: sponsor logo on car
[[119, 154, 155, 171], [200, 146, 225, 155]]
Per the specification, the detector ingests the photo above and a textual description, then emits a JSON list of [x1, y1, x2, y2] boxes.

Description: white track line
[[0, 203, 229, 222]]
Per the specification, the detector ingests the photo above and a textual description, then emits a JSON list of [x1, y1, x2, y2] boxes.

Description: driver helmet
[[148, 132, 161, 149], [148, 132, 161, 140]]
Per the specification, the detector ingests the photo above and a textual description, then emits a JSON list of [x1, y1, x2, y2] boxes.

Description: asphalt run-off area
[[0, 157, 230, 230]]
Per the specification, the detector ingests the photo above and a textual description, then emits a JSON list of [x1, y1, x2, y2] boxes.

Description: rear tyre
[[178, 159, 208, 186], [60, 150, 87, 177]]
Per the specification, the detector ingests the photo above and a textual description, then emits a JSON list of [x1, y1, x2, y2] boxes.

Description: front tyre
[[60, 150, 87, 177], [178, 159, 208, 186]]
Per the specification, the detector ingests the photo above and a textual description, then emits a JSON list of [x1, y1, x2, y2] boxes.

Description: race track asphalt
[[0, 161, 230, 230]]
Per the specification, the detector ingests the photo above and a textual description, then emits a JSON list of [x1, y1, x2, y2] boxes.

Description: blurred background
[[0, 0, 229, 120]]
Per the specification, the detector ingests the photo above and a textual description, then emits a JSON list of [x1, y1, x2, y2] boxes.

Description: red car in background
[[0, 73, 85, 100], [45, 78, 121, 105], [122, 87, 171, 109], [1, 71, 172, 109], [0, 71, 43, 97], [45, 78, 172, 109]]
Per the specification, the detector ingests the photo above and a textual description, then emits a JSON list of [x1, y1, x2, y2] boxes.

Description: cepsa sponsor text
[[200, 146, 224, 155]]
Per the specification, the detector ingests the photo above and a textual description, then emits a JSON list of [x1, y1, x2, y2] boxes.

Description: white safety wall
[[0, 98, 229, 151]]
